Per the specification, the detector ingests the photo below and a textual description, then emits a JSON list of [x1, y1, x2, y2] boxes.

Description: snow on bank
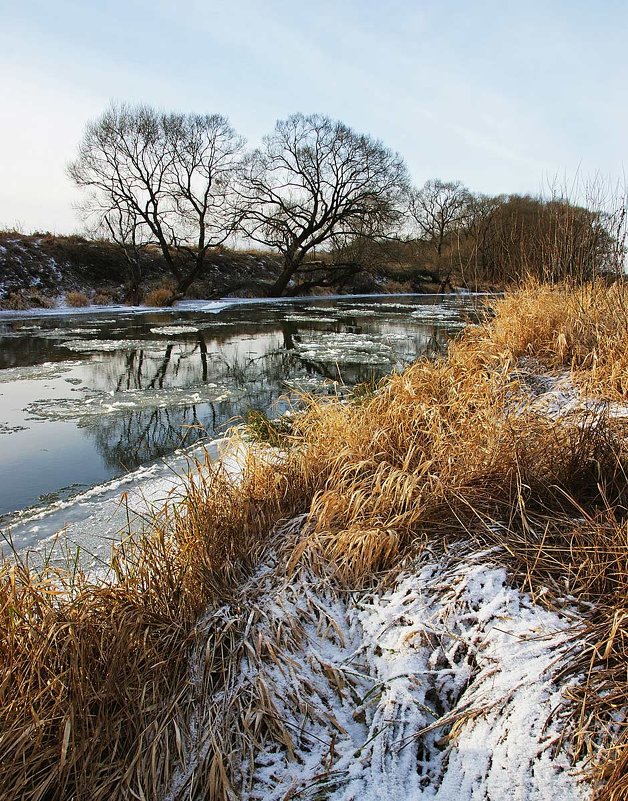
[[165, 547, 589, 801], [1, 437, 244, 572], [233, 552, 587, 801]]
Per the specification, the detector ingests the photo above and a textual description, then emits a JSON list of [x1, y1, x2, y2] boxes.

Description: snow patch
[[233, 553, 588, 801]]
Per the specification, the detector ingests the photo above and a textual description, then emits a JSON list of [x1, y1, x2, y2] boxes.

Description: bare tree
[[89, 202, 150, 304], [238, 113, 410, 296], [409, 179, 471, 257], [68, 103, 244, 301]]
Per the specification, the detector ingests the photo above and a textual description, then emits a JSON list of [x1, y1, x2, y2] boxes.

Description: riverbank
[[0, 231, 480, 311], [1, 281, 627, 800]]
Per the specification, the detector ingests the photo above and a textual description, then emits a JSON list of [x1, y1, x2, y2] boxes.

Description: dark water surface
[[0, 294, 483, 523]]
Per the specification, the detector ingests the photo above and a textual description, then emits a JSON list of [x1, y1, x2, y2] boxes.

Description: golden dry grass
[[144, 286, 175, 307], [470, 279, 628, 398], [65, 291, 91, 307], [2, 281, 628, 799]]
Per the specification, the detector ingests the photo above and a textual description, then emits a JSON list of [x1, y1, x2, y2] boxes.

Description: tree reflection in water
[[82, 324, 417, 471], [0, 297, 476, 518]]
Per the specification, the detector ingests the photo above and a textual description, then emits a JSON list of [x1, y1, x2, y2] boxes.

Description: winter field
[[1, 283, 627, 801]]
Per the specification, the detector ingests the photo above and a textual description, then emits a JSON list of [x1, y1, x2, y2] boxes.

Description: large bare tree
[[68, 103, 244, 300], [238, 113, 410, 296]]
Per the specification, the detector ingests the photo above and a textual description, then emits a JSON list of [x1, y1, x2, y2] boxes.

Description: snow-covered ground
[[165, 547, 589, 801]]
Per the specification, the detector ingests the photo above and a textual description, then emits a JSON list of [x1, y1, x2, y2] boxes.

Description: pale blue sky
[[1, 0, 627, 233]]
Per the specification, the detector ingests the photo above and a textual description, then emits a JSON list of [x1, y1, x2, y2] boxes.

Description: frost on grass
[[168, 549, 589, 801]]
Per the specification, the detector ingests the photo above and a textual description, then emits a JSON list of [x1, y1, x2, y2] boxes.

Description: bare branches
[[408, 180, 472, 257], [237, 113, 410, 295], [68, 103, 245, 300]]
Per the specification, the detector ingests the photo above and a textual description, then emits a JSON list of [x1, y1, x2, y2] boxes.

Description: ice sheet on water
[[24, 383, 242, 422], [34, 327, 101, 339], [1, 437, 242, 572], [150, 325, 200, 335], [333, 307, 395, 318], [0, 360, 81, 384], [411, 306, 467, 325], [174, 300, 239, 313], [294, 332, 397, 365], [60, 338, 170, 353], [283, 314, 340, 323], [0, 326, 104, 341]]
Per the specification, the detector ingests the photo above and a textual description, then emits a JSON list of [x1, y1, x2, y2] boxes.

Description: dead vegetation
[[1, 282, 628, 799]]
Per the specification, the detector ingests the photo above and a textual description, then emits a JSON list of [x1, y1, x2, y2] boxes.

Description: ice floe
[[150, 325, 200, 335], [294, 332, 397, 365]]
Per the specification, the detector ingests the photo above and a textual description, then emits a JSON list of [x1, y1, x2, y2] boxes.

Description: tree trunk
[[268, 252, 300, 297]]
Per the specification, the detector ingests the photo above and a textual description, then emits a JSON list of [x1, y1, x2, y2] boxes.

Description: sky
[[1, 0, 627, 234]]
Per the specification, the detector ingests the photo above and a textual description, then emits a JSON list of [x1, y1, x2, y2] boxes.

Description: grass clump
[[93, 290, 115, 305], [472, 279, 628, 398], [2, 282, 628, 799], [144, 286, 174, 307], [65, 290, 90, 307]]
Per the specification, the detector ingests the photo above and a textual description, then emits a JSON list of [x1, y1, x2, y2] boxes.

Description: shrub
[[93, 291, 114, 306], [1, 292, 30, 310], [66, 291, 90, 307], [144, 287, 173, 307], [27, 291, 56, 309]]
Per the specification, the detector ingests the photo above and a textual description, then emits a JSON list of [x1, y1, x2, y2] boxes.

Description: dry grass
[[0, 453, 327, 801], [144, 286, 175, 307], [2, 282, 628, 799], [65, 291, 90, 307], [471, 279, 628, 398], [93, 290, 114, 305]]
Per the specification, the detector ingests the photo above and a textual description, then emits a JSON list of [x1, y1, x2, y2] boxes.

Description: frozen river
[[0, 294, 483, 566]]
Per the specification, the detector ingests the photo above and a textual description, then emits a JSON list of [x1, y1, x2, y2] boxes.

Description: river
[[0, 293, 484, 567]]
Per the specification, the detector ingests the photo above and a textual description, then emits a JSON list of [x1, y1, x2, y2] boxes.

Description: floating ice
[[150, 325, 200, 335], [294, 332, 397, 365], [411, 306, 466, 324], [1, 438, 240, 572], [0, 360, 80, 384], [60, 338, 170, 353], [283, 315, 339, 324], [24, 383, 242, 422]]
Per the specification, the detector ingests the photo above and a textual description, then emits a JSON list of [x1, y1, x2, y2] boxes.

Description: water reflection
[[0, 295, 480, 516]]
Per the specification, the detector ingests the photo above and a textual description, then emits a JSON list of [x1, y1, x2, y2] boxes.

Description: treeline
[[68, 103, 627, 301], [401, 181, 626, 289]]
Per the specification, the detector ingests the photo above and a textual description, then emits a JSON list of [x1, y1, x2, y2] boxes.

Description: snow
[[512, 365, 628, 420], [231, 550, 588, 801], [161, 545, 590, 801]]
